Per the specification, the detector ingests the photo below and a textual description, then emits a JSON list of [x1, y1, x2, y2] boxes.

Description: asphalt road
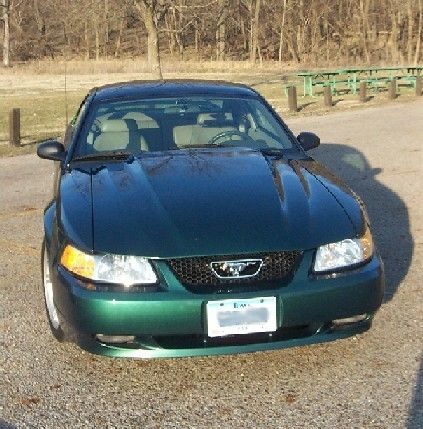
[[1, 100, 422, 428]]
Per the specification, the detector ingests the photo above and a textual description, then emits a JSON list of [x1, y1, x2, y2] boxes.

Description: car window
[[71, 94, 90, 128], [74, 96, 293, 156]]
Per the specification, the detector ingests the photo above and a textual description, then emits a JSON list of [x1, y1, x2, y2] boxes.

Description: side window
[[71, 95, 89, 128], [248, 101, 292, 149], [253, 106, 279, 135], [64, 94, 90, 149], [70, 97, 87, 127]]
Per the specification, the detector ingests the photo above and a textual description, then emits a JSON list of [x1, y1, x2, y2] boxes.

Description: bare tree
[[242, 0, 262, 63], [415, 0, 423, 65], [2, 0, 422, 66], [278, 0, 287, 62], [133, 0, 164, 78], [216, 0, 229, 60], [1, 0, 10, 66]]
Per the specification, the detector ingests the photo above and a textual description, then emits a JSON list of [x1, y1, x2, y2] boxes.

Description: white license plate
[[206, 297, 277, 337]]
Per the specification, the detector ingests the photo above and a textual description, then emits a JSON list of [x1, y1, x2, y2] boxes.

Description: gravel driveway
[[1, 100, 422, 428]]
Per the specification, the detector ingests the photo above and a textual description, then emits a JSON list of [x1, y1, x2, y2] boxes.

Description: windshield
[[74, 96, 294, 157]]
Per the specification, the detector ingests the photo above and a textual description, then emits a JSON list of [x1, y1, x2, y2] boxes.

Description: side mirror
[[37, 140, 66, 162], [297, 132, 320, 151]]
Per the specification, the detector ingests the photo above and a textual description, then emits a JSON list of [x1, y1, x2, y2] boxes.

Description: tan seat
[[122, 112, 165, 151], [93, 119, 147, 152], [122, 112, 159, 129], [173, 113, 236, 147]]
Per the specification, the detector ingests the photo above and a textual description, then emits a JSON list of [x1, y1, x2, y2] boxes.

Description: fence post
[[359, 81, 367, 103], [287, 86, 298, 112], [9, 108, 21, 147], [323, 86, 332, 107], [415, 76, 422, 96], [388, 79, 397, 99]]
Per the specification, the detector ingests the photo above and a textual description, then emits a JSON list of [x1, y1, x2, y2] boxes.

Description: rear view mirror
[[37, 140, 66, 162], [297, 132, 320, 151]]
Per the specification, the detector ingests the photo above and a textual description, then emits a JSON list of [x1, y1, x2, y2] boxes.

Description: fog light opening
[[332, 314, 368, 327], [95, 334, 136, 344]]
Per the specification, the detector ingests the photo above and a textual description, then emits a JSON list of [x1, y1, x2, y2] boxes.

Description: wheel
[[208, 130, 254, 146], [41, 240, 67, 342]]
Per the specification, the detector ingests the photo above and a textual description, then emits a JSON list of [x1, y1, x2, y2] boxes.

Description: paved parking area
[[1, 100, 422, 428]]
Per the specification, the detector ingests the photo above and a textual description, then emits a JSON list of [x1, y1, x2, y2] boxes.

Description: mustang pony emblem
[[210, 259, 263, 279]]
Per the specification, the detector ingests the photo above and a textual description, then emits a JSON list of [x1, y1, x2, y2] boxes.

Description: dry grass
[[0, 90, 87, 144], [0, 58, 295, 76]]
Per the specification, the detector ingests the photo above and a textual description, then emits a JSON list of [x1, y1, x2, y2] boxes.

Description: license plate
[[206, 297, 277, 337]]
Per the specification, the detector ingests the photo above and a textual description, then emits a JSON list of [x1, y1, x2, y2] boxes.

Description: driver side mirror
[[297, 132, 320, 151], [37, 140, 66, 162]]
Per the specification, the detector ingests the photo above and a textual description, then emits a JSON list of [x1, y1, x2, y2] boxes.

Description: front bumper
[[78, 317, 374, 358], [51, 252, 384, 358]]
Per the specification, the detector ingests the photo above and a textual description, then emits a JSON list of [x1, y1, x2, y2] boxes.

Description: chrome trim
[[210, 259, 263, 279]]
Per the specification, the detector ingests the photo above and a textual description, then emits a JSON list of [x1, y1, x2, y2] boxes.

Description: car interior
[[84, 98, 284, 155]]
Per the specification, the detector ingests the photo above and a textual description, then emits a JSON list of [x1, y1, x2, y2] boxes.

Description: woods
[[1, 0, 422, 69]]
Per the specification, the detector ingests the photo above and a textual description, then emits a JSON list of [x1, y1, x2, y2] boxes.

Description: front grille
[[167, 251, 302, 293]]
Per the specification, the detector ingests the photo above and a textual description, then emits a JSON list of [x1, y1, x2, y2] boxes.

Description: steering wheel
[[208, 130, 255, 146]]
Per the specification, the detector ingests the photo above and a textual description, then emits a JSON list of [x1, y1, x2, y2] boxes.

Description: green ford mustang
[[37, 80, 384, 358]]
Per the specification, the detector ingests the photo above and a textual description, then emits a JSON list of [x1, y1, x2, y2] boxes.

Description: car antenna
[[64, 51, 69, 127]]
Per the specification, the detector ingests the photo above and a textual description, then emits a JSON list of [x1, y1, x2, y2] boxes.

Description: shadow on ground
[[298, 101, 317, 111], [0, 419, 16, 429], [312, 143, 413, 302]]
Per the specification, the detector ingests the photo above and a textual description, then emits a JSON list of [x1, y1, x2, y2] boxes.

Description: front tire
[[41, 240, 67, 342]]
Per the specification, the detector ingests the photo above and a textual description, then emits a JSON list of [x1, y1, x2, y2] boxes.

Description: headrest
[[238, 117, 251, 133], [100, 119, 130, 133], [123, 112, 159, 129], [197, 112, 234, 125], [123, 112, 152, 121]]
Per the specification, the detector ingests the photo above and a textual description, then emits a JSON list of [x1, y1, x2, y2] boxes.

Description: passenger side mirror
[[297, 132, 320, 151], [37, 140, 66, 162]]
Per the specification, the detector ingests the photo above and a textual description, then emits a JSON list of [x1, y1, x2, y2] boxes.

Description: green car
[[37, 80, 384, 358]]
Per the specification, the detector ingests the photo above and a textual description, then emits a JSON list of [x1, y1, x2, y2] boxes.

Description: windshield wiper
[[71, 150, 133, 162]]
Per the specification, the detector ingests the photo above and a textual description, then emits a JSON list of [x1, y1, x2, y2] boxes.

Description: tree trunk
[[406, 0, 413, 64], [85, 20, 90, 60], [174, 3, 184, 58], [134, 0, 162, 79], [95, 19, 100, 61], [33, 0, 46, 58], [359, 0, 371, 64], [240, 18, 247, 52], [104, 0, 109, 57], [114, 18, 124, 58], [164, 14, 174, 54], [250, 0, 261, 63], [415, 0, 423, 65], [216, 0, 228, 60], [216, 24, 225, 60], [195, 27, 198, 54], [287, 33, 300, 63], [278, 0, 287, 62], [390, 5, 399, 63], [2, 0, 10, 67]]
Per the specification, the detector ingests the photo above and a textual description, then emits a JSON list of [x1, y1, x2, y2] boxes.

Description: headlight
[[60, 244, 157, 286], [313, 226, 373, 273]]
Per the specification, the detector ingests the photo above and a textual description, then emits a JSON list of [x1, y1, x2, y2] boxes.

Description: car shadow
[[407, 355, 423, 428], [310, 143, 413, 302], [0, 419, 16, 429]]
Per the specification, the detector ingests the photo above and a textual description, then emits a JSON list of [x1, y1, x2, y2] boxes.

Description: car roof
[[90, 79, 260, 102]]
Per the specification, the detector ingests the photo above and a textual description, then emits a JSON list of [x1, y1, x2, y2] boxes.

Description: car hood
[[60, 149, 363, 258]]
